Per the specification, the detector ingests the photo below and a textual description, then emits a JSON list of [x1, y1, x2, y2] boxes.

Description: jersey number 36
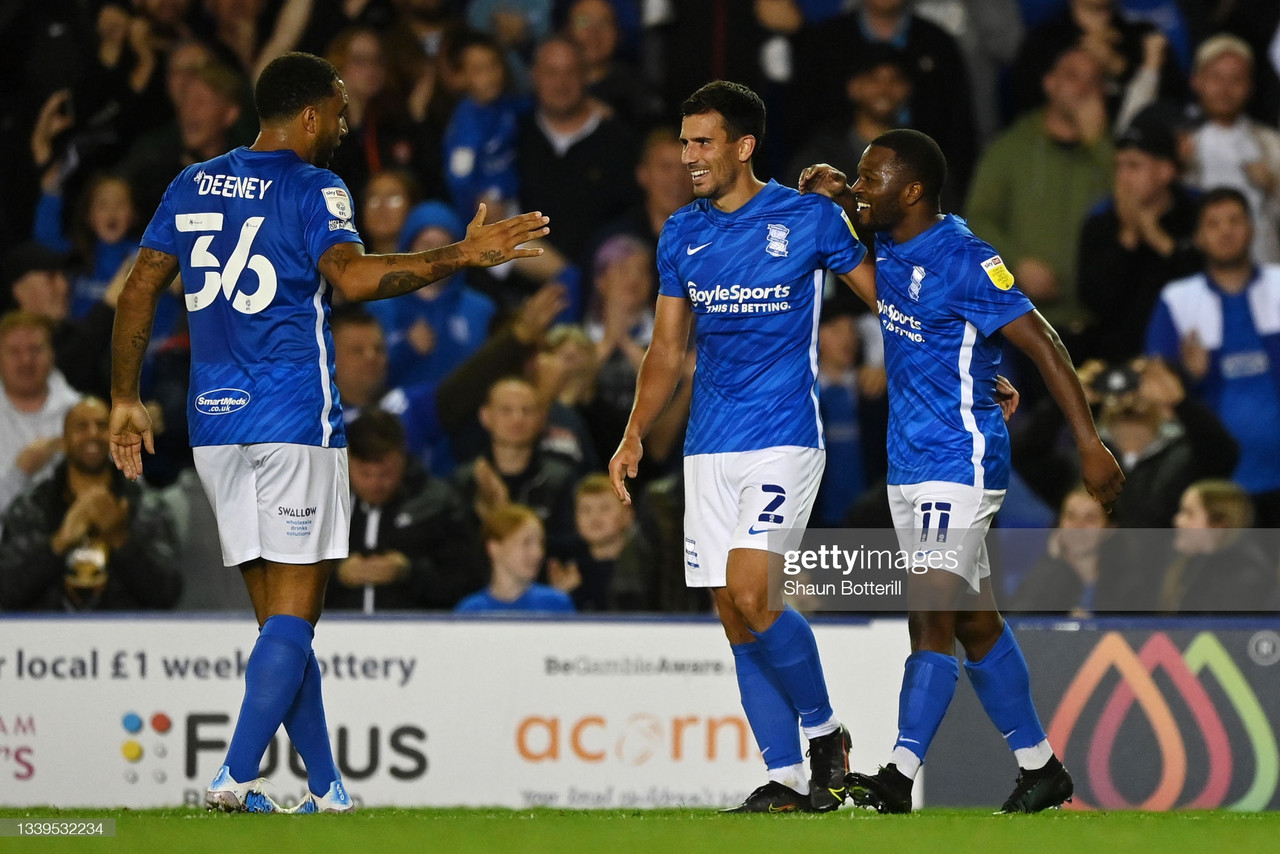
[[178, 213, 278, 315]]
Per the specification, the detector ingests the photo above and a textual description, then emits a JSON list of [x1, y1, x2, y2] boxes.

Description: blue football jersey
[[874, 215, 1034, 489], [140, 147, 364, 448], [657, 180, 865, 455]]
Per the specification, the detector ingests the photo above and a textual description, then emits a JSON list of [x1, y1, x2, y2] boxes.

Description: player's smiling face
[[850, 145, 907, 232], [680, 111, 745, 201]]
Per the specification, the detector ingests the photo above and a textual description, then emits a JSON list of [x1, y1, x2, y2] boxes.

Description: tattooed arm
[[109, 247, 179, 479], [321, 203, 550, 302]]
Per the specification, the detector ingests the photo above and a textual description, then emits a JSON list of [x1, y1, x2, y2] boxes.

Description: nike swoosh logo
[[876, 257, 888, 262], [687, 242, 712, 255], [1002, 730, 1016, 739], [899, 737, 921, 745], [747, 526, 771, 535], [768, 804, 796, 813]]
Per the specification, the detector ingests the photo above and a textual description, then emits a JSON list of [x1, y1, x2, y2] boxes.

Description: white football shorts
[[887, 480, 1005, 593], [193, 443, 351, 567], [683, 446, 824, 587]]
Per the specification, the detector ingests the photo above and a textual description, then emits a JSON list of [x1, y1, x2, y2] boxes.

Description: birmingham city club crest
[[766, 223, 789, 257]]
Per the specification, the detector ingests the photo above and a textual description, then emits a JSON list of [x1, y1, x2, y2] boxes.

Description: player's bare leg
[[718, 549, 849, 813]]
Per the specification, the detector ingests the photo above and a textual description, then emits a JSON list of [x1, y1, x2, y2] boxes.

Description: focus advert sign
[[928, 623, 1280, 810]]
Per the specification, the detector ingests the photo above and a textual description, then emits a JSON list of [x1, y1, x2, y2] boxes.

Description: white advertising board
[[0, 616, 908, 809]]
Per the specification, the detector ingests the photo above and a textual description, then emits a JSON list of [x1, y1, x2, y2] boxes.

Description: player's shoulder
[[657, 202, 703, 249], [933, 217, 1017, 290]]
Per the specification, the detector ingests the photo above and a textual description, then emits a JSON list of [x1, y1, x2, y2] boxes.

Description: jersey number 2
[[179, 213, 278, 314]]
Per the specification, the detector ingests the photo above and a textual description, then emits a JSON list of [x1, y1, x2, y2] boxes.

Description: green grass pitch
[[3, 807, 1278, 853]]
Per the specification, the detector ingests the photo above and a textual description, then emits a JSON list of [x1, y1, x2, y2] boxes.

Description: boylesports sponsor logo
[[544, 656, 726, 676], [878, 299, 925, 343], [687, 281, 792, 314], [194, 388, 250, 415]]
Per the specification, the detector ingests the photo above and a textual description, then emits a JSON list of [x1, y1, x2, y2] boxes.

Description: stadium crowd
[[2, 0, 1280, 615]]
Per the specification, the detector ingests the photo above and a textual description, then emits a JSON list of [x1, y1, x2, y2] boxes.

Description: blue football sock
[[894, 650, 959, 764], [750, 607, 835, 729], [224, 615, 313, 783], [283, 651, 341, 796], [964, 622, 1048, 752], [732, 642, 802, 769]]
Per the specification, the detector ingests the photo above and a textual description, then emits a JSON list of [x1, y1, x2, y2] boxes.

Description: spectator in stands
[[1013, 357, 1239, 529], [4, 243, 114, 399], [332, 305, 450, 473], [451, 376, 579, 559], [1146, 187, 1280, 527], [32, 171, 138, 320], [442, 31, 526, 226], [1077, 108, 1202, 362], [551, 472, 639, 612], [1183, 34, 1280, 264], [530, 323, 600, 469], [0, 397, 181, 611], [965, 45, 1114, 337], [517, 35, 639, 266], [324, 26, 428, 200], [785, 43, 913, 189], [587, 126, 692, 261], [565, 0, 661, 130], [357, 169, 422, 256], [795, 0, 978, 204], [1009, 484, 1116, 615], [466, 0, 553, 90], [586, 235, 653, 429], [327, 409, 485, 612], [1160, 479, 1275, 612], [367, 200, 497, 389], [912, 0, 1024, 142], [0, 311, 81, 522], [1010, 0, 1184, 125], [120, 59, 251, 217], [455, 502, 575, 613]]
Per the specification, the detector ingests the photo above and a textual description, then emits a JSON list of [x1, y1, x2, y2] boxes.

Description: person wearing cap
[[363, 200, 499, 389], [1077, 107, 1202, 362], [1184, 33, 1280, 264]]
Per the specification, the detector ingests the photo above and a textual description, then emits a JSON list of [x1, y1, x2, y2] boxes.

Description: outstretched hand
[[463, 204, 550, 268], [798, 163, 850, 200], [109, 400, 154, 482]]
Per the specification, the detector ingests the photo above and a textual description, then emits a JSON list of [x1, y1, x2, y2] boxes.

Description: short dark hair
[[680, 80, 765, 144], [329, 303, 380, 335], [1197, 186, 1251, 224], [255, 52, 342, 123], [347, 409, 406, 460], [871, 128, 947, 207]]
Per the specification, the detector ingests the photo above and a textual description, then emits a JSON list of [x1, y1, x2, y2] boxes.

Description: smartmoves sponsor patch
[[195, 388, 250, 415]]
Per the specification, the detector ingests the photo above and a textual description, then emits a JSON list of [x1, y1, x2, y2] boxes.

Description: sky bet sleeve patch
[[981, 255, 1014, 290], [321, 187, 353, 220]]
